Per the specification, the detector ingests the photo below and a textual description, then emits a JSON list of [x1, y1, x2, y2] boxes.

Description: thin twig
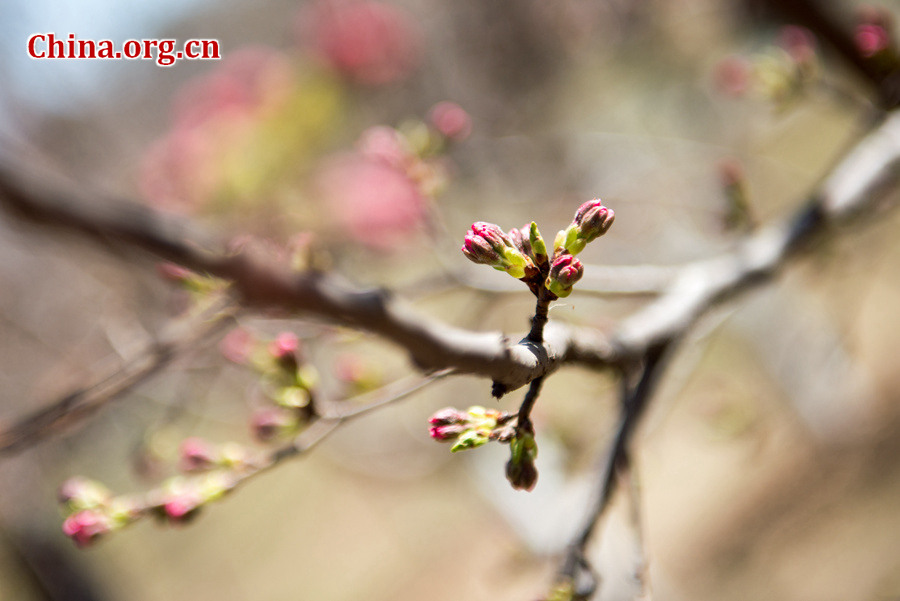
[[0, 303, 236, 455]]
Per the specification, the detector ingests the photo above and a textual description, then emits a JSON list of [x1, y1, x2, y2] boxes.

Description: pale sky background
[[0, 0, 216, 116]]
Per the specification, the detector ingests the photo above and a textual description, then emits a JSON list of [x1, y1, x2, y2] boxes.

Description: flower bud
[[507, 225, 533, 258], [429, 407, 467, 426], [461, 222, 532, 278], [547, 254, 584, 298], [429, 101, 472, 141], [505, 433, 538, 491], [529, 222, 548, 262], [251, 407, 300, 442], [461, 229, 502, 265], [856, 23, 891, 57], [163, 492, 202, 523], [573, 199, 615, 243], [429, 423, 467, 441], [62, 509, 114, 548], [450, 429, 489, 452], [58, 477, 112, 511], [269, 332, 300, 361], [179, 437, 218, 473]]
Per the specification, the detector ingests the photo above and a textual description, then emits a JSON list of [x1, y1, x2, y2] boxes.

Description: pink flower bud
[[62, 509, 113, 548], [713, 55, 751, 97], [58, 477, 111, 510], [461, 232, 502, 265], [549, 254, 584, 287], [470, 222, 511, 253], [573, 199, 615, 243], [429, 424, 467, 441], [220, 327, 255, 365], [269, 332, 300, 360], [547, 254, 584, 298], [357, 125, 410, 170], [163, 492, 202, 523], [429, 101, 472, 141], [429, 407, 467, 426], [856, 23, 890, 57], [778, 25, 816, 65], [507, 225, 533, 258], [251, 408, 298, 442], [179, 437, 217, 472], [156, 262, 194, 284]]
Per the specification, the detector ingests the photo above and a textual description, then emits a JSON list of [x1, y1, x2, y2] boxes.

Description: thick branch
[[1, 110, 899, 434]]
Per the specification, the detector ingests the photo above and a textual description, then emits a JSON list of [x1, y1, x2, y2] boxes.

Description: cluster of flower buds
[[178, 438, 253, 473], [428, 406, 515, 453], [462, 222, 536, 279], [321, 101, 470, 250], [713, 26, 820, 109], [220, 328, 320, 442], [59, 478, 139, 548], [546, 254, 585, 298], [462, 199, 614, 299], [554, 199, 616, 256], [60, 431, 264, 546], [152, 471, 238, 524]]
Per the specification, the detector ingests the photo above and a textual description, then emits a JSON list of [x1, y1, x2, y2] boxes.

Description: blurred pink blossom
[[300, 0, 422, 85], [357, 125, 411, 170], [173, 47, 294, 129], [856, 23, 890, 57], [139, 47, 293, 212], [269, 332, 300, 360], [315, 153, 426, 249], [62, 510, 112, 548], [777, 25, 816, 65], [712, 55, 752, 97], [220, 327, 255, 365], [429, 102, 472, 141]]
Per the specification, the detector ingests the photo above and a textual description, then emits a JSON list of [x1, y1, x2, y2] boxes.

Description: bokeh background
[[2, 0, 900, 600]]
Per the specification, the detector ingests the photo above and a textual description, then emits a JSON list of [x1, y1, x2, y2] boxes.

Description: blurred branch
[[3, 111, 900, 456], [0, 157, 620, 398], [0, 304, 235, 456], [549, 106, 900, 601], [129, 369, 454, 513]]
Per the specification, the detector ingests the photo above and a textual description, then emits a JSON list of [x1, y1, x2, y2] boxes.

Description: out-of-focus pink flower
[[429, 102, 472, 141], [251, 407, 299, 442], [300, 0, 422, 85], [173, 47, 294, 129], [269, 332, 300, 360], [163, 492, 202, 522], [179, 437, 218, 472], [139, 127, 220, 213], [62, 510, 113, 548], [778, 25, 816, 64], [357, 125, 410, 170], [220, 327, 255, 365], [713, 55, 752, 97], [139, 47, 294, 212], [856, 23, 891, 57], [315, 153, 426, 249]]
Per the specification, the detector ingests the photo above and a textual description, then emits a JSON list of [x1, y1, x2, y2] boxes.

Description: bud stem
[[526, 287, 553, 343], [516, 376, 544, 435]]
